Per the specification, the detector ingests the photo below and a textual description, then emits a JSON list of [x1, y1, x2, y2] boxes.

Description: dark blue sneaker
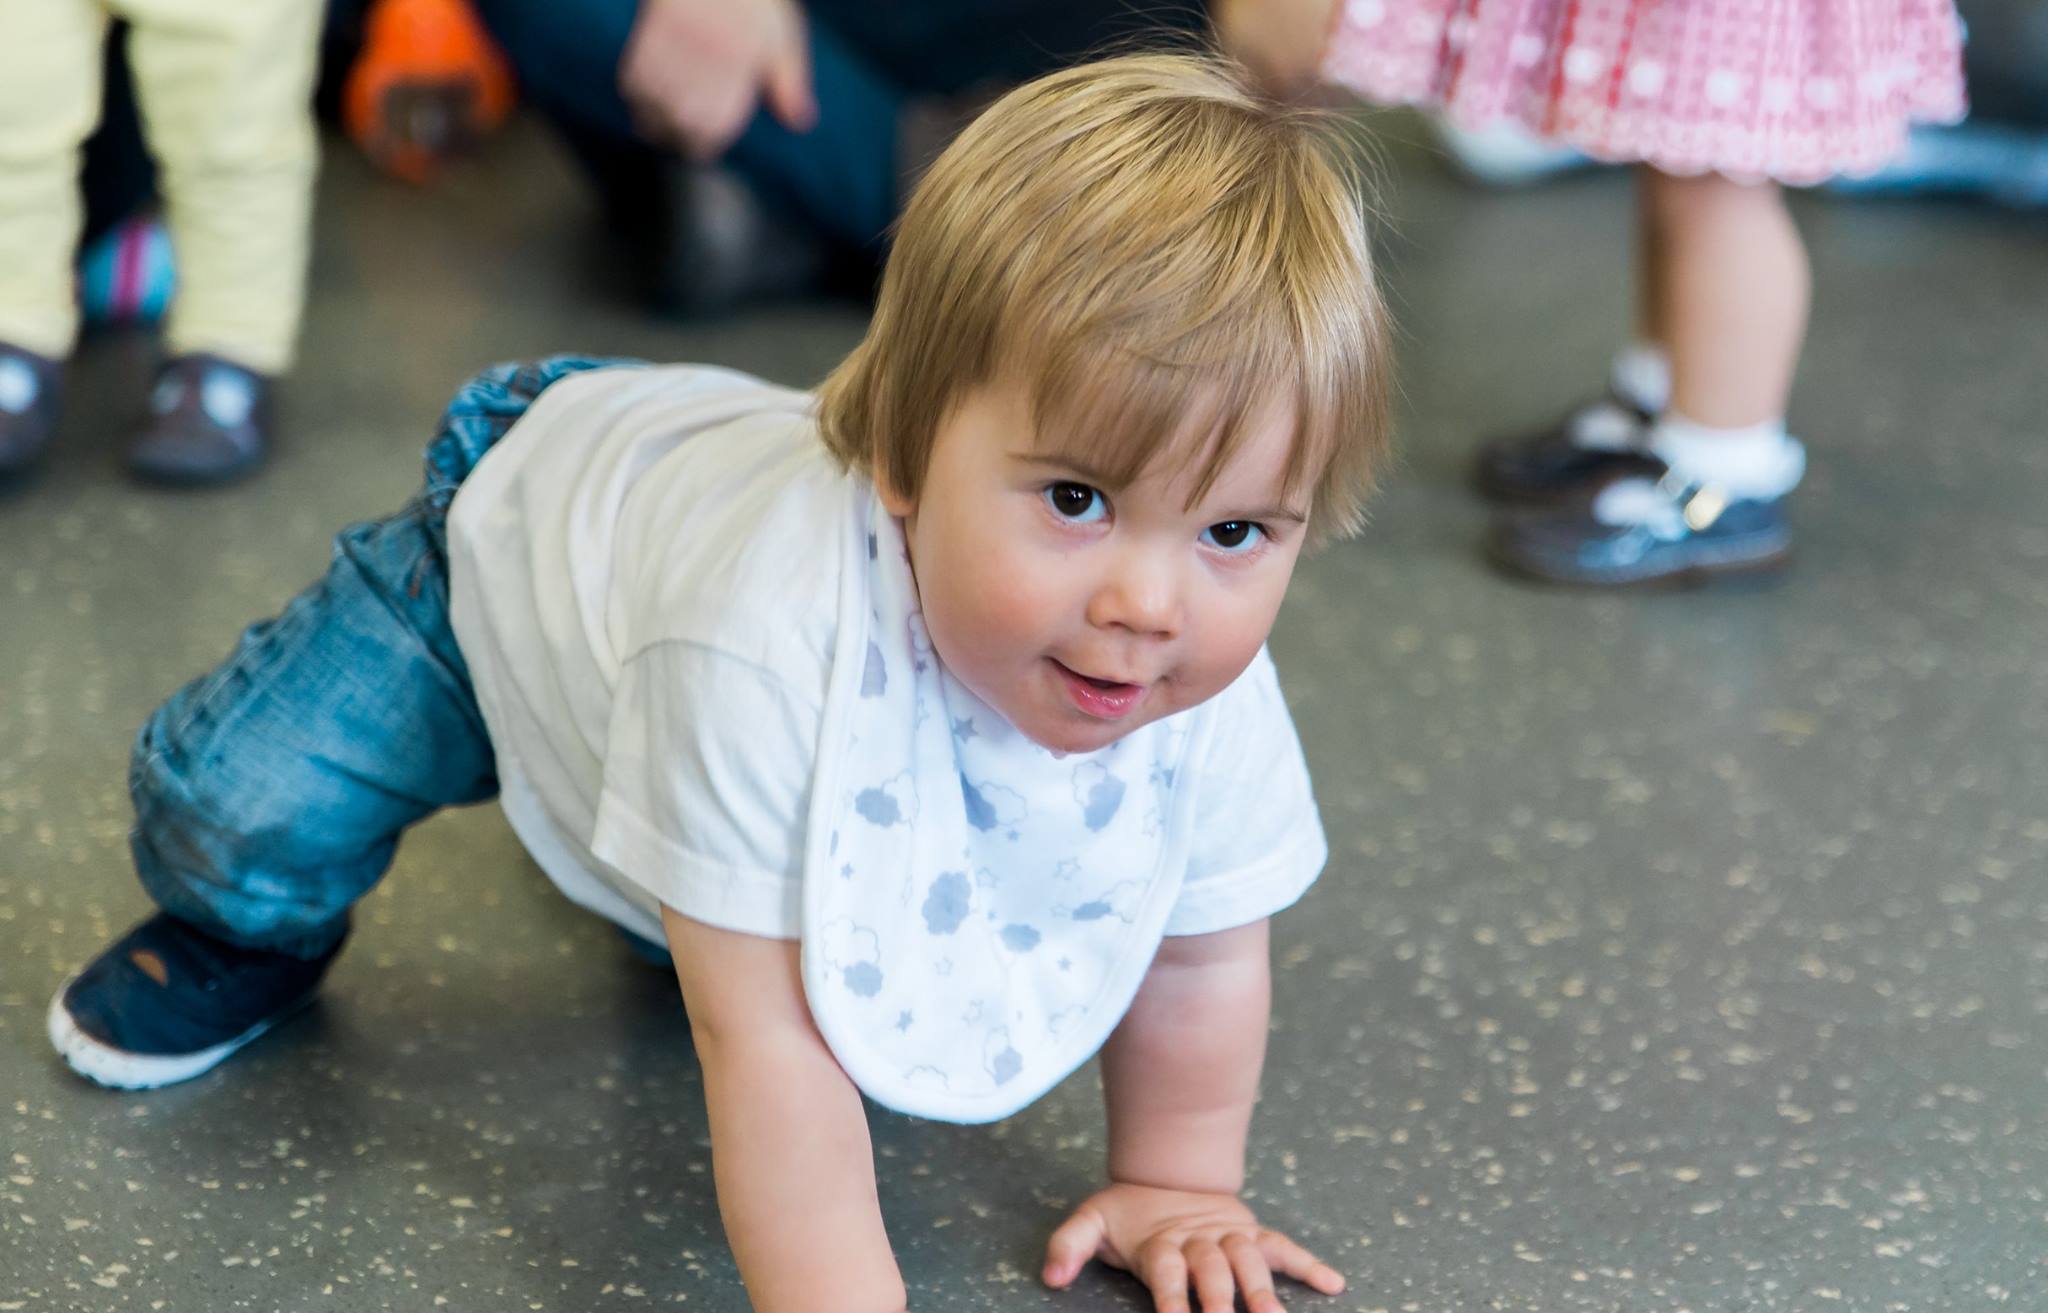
[[0, 341, 62, 479], [1486, 475, 1794, 587], [126, 354, 273, 487], [48, 913, 345, 1090]]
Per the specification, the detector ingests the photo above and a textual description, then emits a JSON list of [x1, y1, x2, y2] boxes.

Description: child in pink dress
[[1227, 0, 1967, 585]]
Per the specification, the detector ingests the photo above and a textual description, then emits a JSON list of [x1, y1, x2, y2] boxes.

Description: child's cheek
[[1189, 580, 1289, 700], [972, 539, 1060, 649], [922, 538, 1045, 688]]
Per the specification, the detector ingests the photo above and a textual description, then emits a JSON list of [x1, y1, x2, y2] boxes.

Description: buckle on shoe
[[1656, 472, 1728, 531]]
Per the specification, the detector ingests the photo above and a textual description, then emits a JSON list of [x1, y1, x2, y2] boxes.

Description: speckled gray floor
[[3, 117, 2045, 1312]]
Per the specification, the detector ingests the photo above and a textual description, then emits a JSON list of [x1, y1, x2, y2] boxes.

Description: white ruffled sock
[[1649, 412, 1806, 500], [1566, 342, 1669, 449], [1592, 412, 1806, 533], [1609, 342, 1671, 414]]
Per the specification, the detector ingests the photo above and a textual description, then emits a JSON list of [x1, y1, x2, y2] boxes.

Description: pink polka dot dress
[[1319, 0, 1968, 184]]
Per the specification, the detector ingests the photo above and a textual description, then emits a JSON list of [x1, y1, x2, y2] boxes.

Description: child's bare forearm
[[660, 909, 904, 1313], [1100, 921, 1273, 1194], [696, 1026, 907, 1313]]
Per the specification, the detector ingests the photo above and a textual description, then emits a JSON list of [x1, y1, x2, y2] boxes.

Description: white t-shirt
[[445, 364, 1328, 1120]]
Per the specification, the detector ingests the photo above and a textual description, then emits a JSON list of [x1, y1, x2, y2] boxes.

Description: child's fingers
[[1041, 1205, 1105, 1288], [1185, 1237, 1236, 1313], [1256, 1230, 1347, 1294], [1221, 1233, 1286, 1313], [1138, 1240, 1192, 1313]]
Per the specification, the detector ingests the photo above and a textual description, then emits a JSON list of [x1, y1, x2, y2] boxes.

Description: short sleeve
[[589, 641, 819, 940], [1164, 650, 1329, 937]]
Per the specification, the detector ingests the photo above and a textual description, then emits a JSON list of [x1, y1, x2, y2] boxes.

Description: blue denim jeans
[[129, 356, 637, 959]]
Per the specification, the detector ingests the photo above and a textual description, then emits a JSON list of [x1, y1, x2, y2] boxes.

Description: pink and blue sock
[[78, 217, 176, 326]]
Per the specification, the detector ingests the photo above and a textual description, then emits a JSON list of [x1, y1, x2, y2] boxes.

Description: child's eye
[[1043, 482, 1107, 523], [1202, 520, 1265, 552]]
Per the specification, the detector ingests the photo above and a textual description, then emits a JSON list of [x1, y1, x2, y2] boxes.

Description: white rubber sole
[[46, 981, 300, 1091]]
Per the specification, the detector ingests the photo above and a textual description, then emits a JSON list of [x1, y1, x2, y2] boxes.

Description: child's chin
[[1024, 713, 1141, 757]]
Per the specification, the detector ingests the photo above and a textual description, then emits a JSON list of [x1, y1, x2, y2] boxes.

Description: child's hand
[[1041, 1182, 1345, 1313]]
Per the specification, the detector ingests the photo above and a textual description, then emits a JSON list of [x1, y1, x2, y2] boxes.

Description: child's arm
[[1105, 918, 1272, 1192], [1041, 918, 1346, 1313], [660, 905, 907, 1313]]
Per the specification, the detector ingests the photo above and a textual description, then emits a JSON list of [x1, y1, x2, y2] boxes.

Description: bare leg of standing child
[[1644, 168, 1808, 430], [1484, 168, 1810, 587]]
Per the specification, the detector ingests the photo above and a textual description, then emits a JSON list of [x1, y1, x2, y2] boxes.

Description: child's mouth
[[1051, 660, 1145, 720]]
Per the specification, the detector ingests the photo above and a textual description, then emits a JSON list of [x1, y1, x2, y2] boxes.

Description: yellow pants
[[0, 0, 323, 374]]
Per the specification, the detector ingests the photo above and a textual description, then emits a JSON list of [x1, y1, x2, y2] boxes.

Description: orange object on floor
[[343, 0, 516, 184]]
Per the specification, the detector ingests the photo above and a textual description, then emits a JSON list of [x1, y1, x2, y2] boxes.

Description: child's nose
[[1086, 550, 1181, 640]]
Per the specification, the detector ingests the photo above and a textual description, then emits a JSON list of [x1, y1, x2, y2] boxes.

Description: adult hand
[[1213, 0, 1341, 100], [1043, 1182, 1346, 1313], [619, 0, 817, 161]]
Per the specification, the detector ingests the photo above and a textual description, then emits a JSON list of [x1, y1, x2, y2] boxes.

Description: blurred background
[[1, 0, 2043, 1308]]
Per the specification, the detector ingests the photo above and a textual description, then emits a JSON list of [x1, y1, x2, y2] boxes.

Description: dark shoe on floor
[[1472, 393, 1668, 503], [48, 912, 346, 1089], [127, 354, 273, 486], [0, 342, 63, 479], [1486, 475, 1794, 587], [649, 163, 842, 317]]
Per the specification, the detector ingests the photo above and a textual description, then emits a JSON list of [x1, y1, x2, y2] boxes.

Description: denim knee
[[129, 688, 372, 959], [126, 509, 495, 958]]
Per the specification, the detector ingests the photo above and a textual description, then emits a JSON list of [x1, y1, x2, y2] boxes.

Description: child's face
[[880, 378, 1309, 755]]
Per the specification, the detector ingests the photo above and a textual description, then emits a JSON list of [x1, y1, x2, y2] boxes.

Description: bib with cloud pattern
[[801, 489, 1214, 1123]]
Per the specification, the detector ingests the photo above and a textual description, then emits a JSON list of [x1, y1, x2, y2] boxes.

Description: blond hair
[[816, 51, 1392, 546]]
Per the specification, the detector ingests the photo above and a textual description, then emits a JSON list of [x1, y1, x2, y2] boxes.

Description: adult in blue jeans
[[473, 0, 1209, 314]]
